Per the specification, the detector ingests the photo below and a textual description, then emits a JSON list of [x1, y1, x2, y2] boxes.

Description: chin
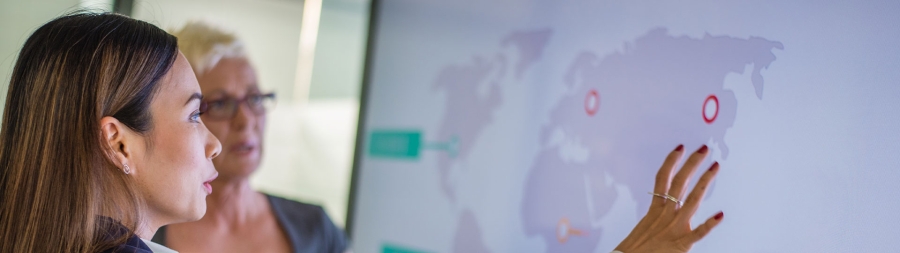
[[188, 201, 208, 221]]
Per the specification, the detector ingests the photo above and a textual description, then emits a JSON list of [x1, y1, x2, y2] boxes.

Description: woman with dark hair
[[0, 13, 220, 252], [0, 11, 722, 253]]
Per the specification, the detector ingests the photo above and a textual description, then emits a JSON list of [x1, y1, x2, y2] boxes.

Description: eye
[[208, 99, 227, 109], [190, 101, 208, 123], [248, 94, 263, 106], [190, 110, 202, 122]]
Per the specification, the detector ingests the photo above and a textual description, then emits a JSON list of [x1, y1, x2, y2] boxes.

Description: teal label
[[367, 130, 459, 160], [368, 130, 422, 159], [382, 244, 431, 253]]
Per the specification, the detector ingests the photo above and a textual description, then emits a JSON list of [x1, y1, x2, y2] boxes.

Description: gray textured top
[[151, 194, 349, 253]]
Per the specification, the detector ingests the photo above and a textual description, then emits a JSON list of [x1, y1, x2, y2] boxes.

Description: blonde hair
[[171, 20, 246, 75]]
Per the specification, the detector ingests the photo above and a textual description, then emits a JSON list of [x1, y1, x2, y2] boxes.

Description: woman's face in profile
[[196, 57, 266, 180], [128, 53, 222, 223]]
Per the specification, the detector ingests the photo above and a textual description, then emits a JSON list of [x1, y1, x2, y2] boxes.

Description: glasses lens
[[206, 99, 236, 119], [202, 93, 275, 120], [249, 93, 276, 113]]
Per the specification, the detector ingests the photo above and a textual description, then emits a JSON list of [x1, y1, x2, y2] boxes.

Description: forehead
[[197, 57, 258, 96], [156, 53, 201, 106]]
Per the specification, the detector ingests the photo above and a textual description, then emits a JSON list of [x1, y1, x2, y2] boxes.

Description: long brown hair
[[0, 12, 178, 252]]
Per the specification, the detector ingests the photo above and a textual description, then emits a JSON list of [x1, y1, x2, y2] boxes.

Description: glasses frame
[[201, 92, 276, 121]]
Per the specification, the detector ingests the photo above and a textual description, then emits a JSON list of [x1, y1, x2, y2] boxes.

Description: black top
[[97, 216, 153, 253], [103, 235, 152, 253], [151, 194, 349, 253]]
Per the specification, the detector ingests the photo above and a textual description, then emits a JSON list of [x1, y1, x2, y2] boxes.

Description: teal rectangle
[[367, 130, 422, 159], [382, 244, 430, 253]]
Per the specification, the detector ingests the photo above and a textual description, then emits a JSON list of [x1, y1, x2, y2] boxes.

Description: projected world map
[[430, 28, 783, 252]]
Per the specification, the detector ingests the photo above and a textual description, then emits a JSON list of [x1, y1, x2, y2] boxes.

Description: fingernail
[[708, 162, 719, 172], [714, 211, 724, 220], [675, 144, 684, 152], [698, 145, 709, 154]]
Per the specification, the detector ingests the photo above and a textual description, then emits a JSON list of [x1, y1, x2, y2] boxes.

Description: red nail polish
[[709, 162, 719, 171], [698, 145, 709, 154], [675, 144, 684, 152], [714, 212, 724, 220]]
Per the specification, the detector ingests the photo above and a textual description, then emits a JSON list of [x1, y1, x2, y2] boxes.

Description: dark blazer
[[152, 194, 349, 253], [96, 216, 153, 253], [102, 235, 153, 253]]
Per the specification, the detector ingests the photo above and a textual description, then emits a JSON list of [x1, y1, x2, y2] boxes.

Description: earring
[[123, 164, 131, 175]]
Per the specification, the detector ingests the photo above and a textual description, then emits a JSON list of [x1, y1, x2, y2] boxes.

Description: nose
[[230, 101, 255, 131], [206, 126, 222, 159]]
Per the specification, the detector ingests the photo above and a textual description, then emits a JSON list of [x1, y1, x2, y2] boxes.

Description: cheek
[[255, 115, 266, 136], [137, 128, 210, 220], [163, 131, 203, 161], [150, 128, 209, 187]]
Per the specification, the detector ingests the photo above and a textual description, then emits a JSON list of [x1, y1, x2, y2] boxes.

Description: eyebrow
[[207, 86, 260, 95], [185, 93, 203, 106]]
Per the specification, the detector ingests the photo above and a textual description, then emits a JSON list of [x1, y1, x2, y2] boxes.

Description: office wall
[[0, 0, 83, 108], [133, 0, 304, 102], [245, 0, 370, 228], [308, 0, 368, 100]]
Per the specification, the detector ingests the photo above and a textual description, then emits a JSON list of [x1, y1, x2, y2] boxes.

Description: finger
[[651, 144, 684, 209], [678, 162, 719, 220], [667, 145, 709, 200], [687, 211, 724, 244]]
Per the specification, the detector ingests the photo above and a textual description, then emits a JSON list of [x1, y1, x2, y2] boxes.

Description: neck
[[135, 221, 156, 239], [135, 176, 262, 238], [199, 176, 265, 225], [134, 212, 160, 239]]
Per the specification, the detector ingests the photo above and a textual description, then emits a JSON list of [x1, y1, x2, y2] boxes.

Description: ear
[[99, 116, 135, 172]]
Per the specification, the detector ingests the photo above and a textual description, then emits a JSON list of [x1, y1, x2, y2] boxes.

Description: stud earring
[[123, 164, 131, 175]]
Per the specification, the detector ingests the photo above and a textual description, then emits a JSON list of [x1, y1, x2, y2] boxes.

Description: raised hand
[[613, 145, 723, 253]]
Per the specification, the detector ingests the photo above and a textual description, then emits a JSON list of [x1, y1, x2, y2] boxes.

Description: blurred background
[[0, 0, 370, 228]]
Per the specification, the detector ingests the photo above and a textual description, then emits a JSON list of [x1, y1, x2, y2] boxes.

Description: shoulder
[[101, 234, 154, 253], [268, 195, 327, 222], [96, 217, 153, 253], [266, 194, 333, 234], [265, 194, 349, 253]]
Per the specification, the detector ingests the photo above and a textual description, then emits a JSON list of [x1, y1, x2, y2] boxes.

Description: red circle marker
[[584, 89, 600, 116], [702, 94, 719, 124]]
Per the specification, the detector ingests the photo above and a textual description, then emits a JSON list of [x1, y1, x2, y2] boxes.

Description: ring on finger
[[648, 192, 684, 207]]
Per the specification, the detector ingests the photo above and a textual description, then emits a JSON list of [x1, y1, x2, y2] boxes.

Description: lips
[[202, 172, 218, 194], [228, 140, 258, 155]]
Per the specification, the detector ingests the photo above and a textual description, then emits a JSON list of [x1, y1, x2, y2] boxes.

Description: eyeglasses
[[201, 93, 276, 121]]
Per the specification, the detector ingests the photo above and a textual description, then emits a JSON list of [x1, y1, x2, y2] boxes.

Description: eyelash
[[190, 110, 203, 123]]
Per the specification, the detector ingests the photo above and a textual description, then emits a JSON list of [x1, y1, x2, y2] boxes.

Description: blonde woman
[[149, 21, 350, 253]]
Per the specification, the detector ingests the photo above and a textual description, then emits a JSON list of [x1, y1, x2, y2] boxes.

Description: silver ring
[[648, 192, 683, 206]]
